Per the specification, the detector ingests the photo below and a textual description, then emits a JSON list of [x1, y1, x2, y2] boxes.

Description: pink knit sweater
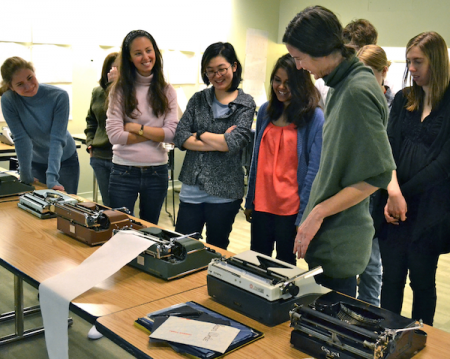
[[106, 72, 178, 166]]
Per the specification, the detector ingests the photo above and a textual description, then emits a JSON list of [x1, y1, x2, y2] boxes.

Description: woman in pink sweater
[[106, 30, 178, 224]]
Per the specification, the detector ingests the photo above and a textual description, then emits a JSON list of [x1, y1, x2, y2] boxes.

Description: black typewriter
[[289, 291, 427, 359]]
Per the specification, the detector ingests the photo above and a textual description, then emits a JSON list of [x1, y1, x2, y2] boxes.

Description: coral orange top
[[254, 122, 299, 215]]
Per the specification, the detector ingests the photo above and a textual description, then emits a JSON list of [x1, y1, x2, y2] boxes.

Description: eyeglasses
[[205, 65, 231, 79]]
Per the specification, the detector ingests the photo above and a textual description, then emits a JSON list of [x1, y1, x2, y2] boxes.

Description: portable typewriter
[[289, 291, 427, 359], [54, 202, 146, 246], [0, 172, 34, 197], [18, 189, 78, 218], [207, 250, 329, 326], [123, 227, 222, 280]]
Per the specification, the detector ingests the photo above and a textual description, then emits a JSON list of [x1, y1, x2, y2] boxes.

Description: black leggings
[[250, 210, 297, 265], [175, 199, 242, 250], [379, 231, 439, 326]]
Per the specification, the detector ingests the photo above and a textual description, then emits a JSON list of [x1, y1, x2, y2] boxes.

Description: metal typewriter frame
[[289, 292, 427, 359]]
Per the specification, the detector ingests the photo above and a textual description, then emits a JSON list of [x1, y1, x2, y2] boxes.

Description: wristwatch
[[138, 124, 144, 136]]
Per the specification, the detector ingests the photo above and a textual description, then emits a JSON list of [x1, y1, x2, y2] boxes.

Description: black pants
[[250, 211, 297, 265], [175, 199, 242, 250], [379, 232, 439, 326]]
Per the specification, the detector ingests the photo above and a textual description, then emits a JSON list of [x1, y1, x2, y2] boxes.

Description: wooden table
[[0, 198, 232, 345], [96, 286, 450, 359]]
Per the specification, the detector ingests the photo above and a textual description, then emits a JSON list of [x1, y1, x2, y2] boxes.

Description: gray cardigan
[[174, 87, 256, 200]]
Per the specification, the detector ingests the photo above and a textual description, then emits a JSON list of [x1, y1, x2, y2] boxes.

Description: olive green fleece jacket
[[302, 56, 396, 278]]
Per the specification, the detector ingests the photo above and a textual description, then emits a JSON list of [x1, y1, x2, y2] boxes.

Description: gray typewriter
[[18, 189, 78, 219]]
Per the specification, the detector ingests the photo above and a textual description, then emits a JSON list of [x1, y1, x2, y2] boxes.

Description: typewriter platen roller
[[289, 291, 427, 359]]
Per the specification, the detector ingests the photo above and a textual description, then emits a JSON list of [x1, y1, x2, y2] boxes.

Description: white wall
[[0, 0, 286, 198]]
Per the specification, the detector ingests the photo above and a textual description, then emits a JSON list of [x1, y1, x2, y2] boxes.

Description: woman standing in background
[[84, 52, 118, 206], [357, 45, 394, 107], [376, 31, 450, 326], [106, 30, 178, 224], [355, 44, 394, 307], [0, 57, 79, 194], [244, 54, 323, 265], [173, 42, 255, 250]]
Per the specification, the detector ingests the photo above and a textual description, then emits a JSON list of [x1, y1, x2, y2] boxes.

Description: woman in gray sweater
[[173, 42, 255, 250]]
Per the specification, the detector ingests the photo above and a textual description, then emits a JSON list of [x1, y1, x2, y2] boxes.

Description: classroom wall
[[278, 0, 450, 47], [6, 0, 448, 199], [0, 0, 285, 199]]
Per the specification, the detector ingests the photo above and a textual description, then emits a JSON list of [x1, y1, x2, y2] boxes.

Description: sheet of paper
[[150, 316, 240, 353], [0, 3, 32, 42], [0, 43, 32, 82], [31, 45, 73, 83], [244, 55, 267, 82], [246, 29, 268, 59], [175, 87, 188, 114], [165, 51, 198, 84], [39, 231, 154, 359], [243, 80, 267, 108]]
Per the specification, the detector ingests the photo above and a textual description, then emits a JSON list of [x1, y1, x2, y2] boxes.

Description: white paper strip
[[39, 231, 154, 359]]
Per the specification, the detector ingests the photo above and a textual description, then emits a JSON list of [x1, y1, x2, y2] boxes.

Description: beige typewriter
[[207, 250, 329, 326]]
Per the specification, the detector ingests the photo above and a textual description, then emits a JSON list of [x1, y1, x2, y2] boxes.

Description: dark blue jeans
[[175, 199, 242, 250], [108, 163, 168, 224], [250, 211, 297, 265], [32, 151, 80, 194], [90, 157, 113, 207], [358, 238, 382, 306]]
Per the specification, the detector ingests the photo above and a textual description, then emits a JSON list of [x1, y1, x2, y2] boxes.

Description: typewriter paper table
[[0, 199, 232, 346]]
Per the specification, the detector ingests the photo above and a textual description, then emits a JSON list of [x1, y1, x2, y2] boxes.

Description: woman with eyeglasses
[[173, 42, 256, 250], [244, 54, 323, 265], [106, 30, 178, 224]]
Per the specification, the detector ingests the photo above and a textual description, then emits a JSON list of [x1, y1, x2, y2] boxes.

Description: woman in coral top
[[244, 54, 324, 265]]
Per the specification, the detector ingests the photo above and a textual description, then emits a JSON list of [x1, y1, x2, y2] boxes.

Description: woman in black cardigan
[[375, 31, 450, 326]]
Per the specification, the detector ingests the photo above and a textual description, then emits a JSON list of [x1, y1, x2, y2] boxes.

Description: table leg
[[0, 276, 73, 345], [93, 172, 99, 203]]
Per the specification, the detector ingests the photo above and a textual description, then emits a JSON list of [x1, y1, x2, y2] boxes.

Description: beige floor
[[1, 189, 449, 358]]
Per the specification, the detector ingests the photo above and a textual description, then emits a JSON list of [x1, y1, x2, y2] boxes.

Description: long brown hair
[[404, 31, 450, 111], [0, 57, 35, 96], [109, 30, 169, 119], [99, 52, 119, 90], [267, 54, 319, 128]]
